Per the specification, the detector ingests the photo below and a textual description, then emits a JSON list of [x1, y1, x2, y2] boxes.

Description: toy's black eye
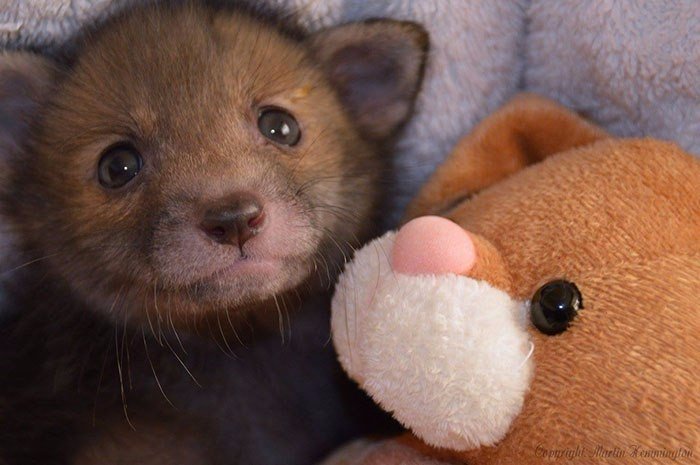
[[98, 144, 142, 189], [257, 107, 301, 146], [530, 280, 582, 335]]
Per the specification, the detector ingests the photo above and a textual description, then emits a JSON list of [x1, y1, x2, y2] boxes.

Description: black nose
[[200, 193, 265, 248]]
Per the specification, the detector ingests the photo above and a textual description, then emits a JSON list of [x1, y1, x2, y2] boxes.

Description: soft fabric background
[[526, 0, 700, 155], [1, 0, 698, 215]]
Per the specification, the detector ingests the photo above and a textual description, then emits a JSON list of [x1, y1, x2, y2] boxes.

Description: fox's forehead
[[40, 7, 330, 160], [59, 7, 313, 110]]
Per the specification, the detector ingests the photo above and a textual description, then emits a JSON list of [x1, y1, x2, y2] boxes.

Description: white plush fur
[[332, 233, 534, 450]]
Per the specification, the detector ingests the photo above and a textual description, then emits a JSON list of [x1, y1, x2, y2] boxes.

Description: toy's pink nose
[[391, 216, 476, 275]]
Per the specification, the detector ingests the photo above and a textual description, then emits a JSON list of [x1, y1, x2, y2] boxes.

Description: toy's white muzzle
[[331, 232, 534, 450]]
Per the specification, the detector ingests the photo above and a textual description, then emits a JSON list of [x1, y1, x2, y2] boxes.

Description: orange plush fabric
[[327, 94, 700, 465]]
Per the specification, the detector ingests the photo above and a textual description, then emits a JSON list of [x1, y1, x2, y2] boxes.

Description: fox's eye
[[530, 280, 582, 335], [98, 144, 142, 189], [257, 107, 301, 146]]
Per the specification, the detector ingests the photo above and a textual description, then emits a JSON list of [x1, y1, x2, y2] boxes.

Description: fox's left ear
[[307, 20, 428, 142], [0, 52, 57, 160]]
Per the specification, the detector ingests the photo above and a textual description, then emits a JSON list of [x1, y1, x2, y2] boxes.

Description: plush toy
[[326, 94, 700, 465]]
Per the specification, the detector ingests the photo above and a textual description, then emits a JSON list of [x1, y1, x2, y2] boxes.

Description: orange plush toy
[[326, 95, 699, 465]]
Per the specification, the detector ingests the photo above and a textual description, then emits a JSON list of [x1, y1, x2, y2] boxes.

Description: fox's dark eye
[[257, 107, 301, 146], [530, 280, 582, 335], [98, 144, 142, 189]]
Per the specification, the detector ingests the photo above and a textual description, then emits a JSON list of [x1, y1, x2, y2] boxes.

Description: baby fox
[[0, 2, 427, 464]]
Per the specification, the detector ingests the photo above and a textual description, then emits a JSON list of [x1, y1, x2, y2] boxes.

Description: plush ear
[[404, 93, 609, 220], [307, 19, 428, 141], [0, 52, 57, 160]]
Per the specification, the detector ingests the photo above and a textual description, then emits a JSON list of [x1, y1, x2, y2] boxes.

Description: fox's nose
[[200, 193, 265, 248]]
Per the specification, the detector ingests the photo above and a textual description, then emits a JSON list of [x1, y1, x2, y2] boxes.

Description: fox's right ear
[[307, 20, 428, 142], [0, 52, 57, 160]]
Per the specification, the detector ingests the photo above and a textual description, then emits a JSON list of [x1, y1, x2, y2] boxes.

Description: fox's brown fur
[[0, 2, 427, 464]]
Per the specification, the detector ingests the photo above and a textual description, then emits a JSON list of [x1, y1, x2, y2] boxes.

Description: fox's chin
[[144, 258, 313, 322]]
